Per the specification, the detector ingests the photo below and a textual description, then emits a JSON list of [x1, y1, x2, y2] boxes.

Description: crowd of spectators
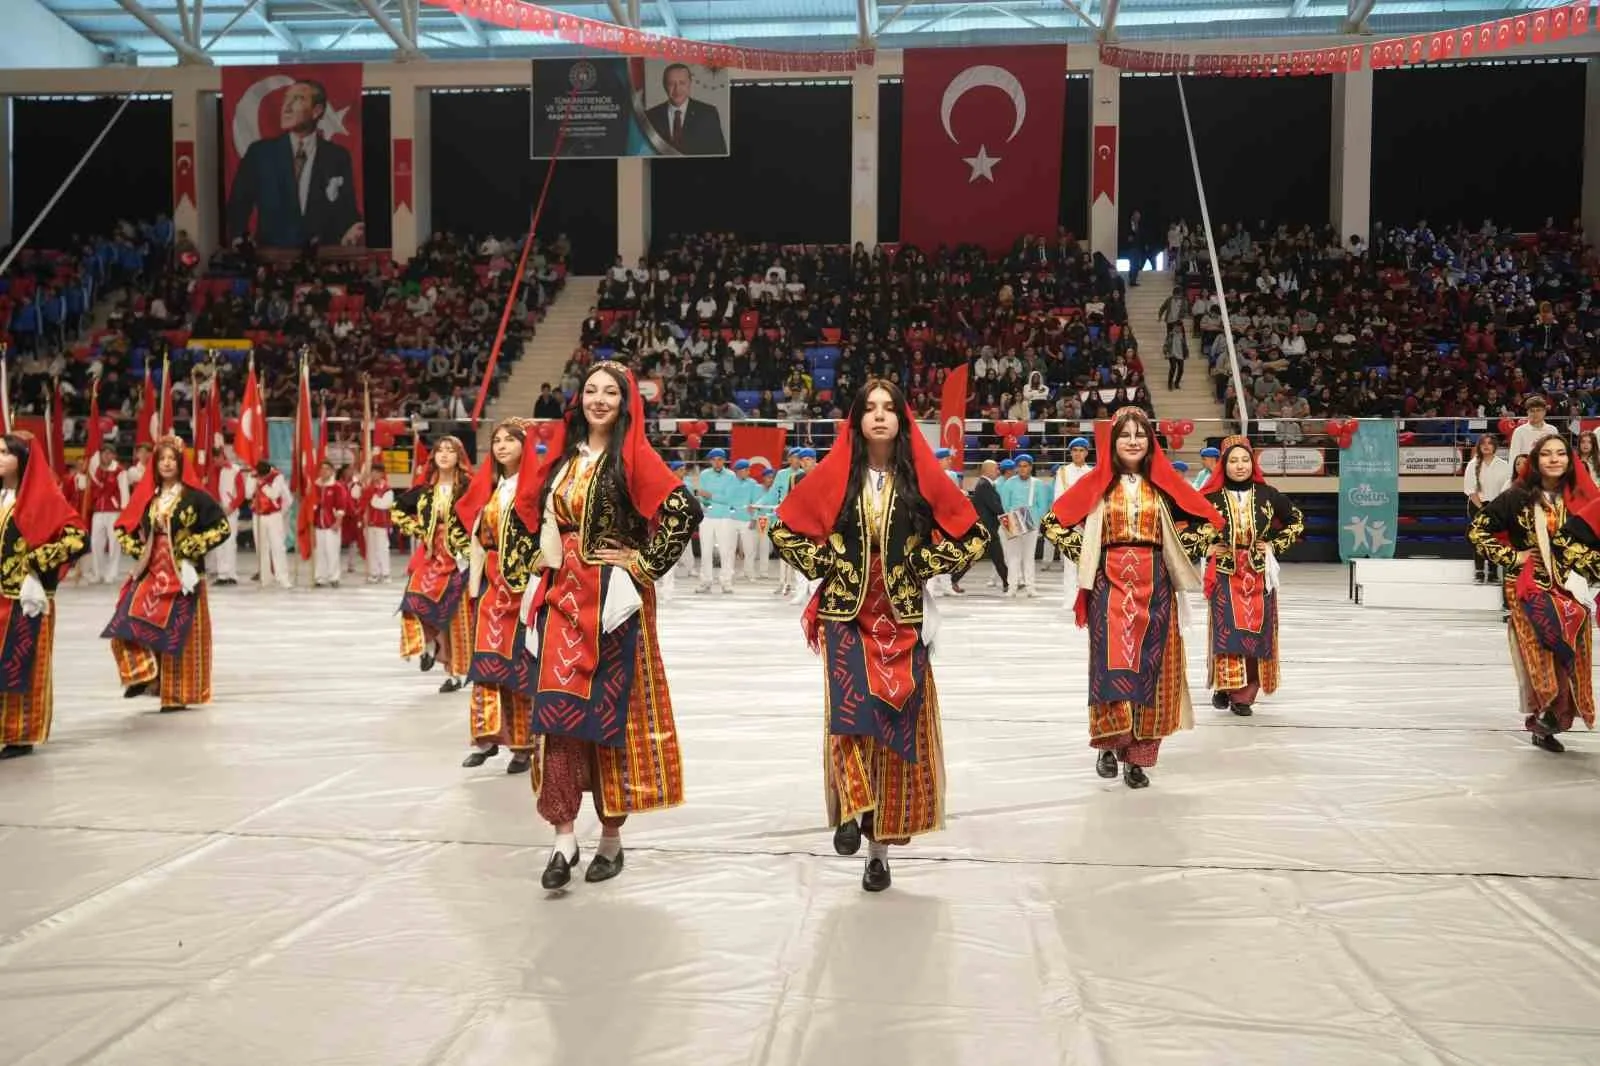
[[570, 231, 1155, 424], [1170, 217, 1594, 438], [1, 221, 568, 447]]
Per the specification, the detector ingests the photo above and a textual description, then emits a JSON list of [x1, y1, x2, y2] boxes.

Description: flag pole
[[1, 342, 12, 435], [295, 348, 307, 591]]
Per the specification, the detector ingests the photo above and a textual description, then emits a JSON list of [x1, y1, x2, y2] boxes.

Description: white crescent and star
[[939, 64, 1028, 184], [230, 74, 353, 160]]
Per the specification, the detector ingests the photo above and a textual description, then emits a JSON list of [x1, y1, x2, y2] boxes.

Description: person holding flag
[[730, 458, 767, 581], [998, 453, 1052, 598], [249, 460, 293, 589], [392, 436, 474, 693], [208, 446, 246, 586], [0, 431, 90, 759], [102, 435, 230, 714], [311, 460, 351, 587], [361, 462, 395, 582], [86, 442, 129, 585]]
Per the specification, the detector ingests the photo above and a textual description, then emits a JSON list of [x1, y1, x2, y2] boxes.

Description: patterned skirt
[[0, 600, 55, 746], [103, 537, 213, 707], [1506, 580, 1595, 733], [398, 534, 472, 675], [467, 553, 533, 749], [1087, 544, 1187, 745], [1207, 553, 1280, 695]]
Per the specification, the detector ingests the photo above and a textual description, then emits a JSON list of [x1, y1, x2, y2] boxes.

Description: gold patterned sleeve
[[446, 511, 473, 559], [1265, 488, 1306, 554], [116, 528, 144, 556], [768, 518, 836, 581], [630, 485, 703, 584], [27, 524, 89, 575], [1466, 495, 1520, 570], [909, 523, 989, 581], [1040, 512, 1083, 563], [498, 508, 542, 593], [1178, 520, 1219, 559], [174, 491, 231, 562], [391, 487, 426, 539]]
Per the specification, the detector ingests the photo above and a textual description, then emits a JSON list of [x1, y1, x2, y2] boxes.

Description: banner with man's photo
[[222, 64, 366, 248], [530, 57, 731, 159]]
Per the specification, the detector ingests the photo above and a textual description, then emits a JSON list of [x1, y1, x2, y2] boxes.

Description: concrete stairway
[[477, 275, 599, 452], [1126, 269, 1221, 467]]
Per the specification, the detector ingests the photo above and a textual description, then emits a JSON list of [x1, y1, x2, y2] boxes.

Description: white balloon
[[940, 64, 1027, 145]]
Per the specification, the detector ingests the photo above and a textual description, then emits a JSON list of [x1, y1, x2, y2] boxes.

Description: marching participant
[[759, 449, 805, 596], [362, 462, 395, 583], [87, 442, 129, 585], [311, 460, 351, 588], [0, 432, 89, 758], [250, 461, 293, 589], [208, 446, 245, 586], [695, 447, 739, 594], [1190, 436, 1306, 717], [998, 453, 1051, 597], [731, 458, 767, 581], [928, 447, 965, 596], [1191, 446, 1221, 490], [768, 380, 988, 891], [103, 436, 231, 713], [516, 362, 703, 890], [392, 436, 474, 693]]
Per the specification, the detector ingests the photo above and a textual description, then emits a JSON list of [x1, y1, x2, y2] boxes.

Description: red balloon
[[1178, 420, 1195, 436], [535, 421, 559, 442], [1397, 431, 1416, 445], [1002, 434, 1019, 451], [685, 433, 703, 450], [1168, 434, 1186, 451], [1325, 419, 1343, 437], [1497, 417, 1520, 438], [1158, 419, 1176, 436], [1337, 431, 1355, 450]]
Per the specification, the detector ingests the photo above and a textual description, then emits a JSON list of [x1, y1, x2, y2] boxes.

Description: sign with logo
[[530, 58, 731, 158], [1398, 446, 1465, 476], [1256, 447, 1325, 476], [1337, 419, 1400, 561]]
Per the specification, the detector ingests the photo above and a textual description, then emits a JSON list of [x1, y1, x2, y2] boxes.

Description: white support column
[[1088, 62, 1119, 263], [1330, 66, 1372, 249], [0, 97, 11, 248], [616, 157, 651, 266], [171, 75, 218, 255], [1583, 59, 1600, 244], [850, 60, 878, 249], [391, 82, 431, 263]]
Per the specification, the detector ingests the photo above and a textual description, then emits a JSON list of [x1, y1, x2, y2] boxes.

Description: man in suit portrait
[[644, 63, 727, 157], [227, 79, 364, 248]]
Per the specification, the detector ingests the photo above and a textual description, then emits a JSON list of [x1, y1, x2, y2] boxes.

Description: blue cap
[[707, 448, 727, 459], [668, 460, 685, 470], [733, 459, 750, 470], [799, 447, 816, 459], [1173, 460, 1190, 473], [1199, 446, 1220, 458], [934, 447, 952, 459], [1068, 437, 1090, 450], [536, 443, 548, 455], [999, 459, 1016, 471], [1015, 453, 1034, 465]]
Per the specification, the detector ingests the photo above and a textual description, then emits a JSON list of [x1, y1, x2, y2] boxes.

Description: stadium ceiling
[[33, 0, 1573, 66]]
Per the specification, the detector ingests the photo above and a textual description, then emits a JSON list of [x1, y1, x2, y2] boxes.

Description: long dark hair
[[836, 378, 932, 539], [1, 434, 32, 483], [1102, 406, 1155, 494], [538, 363, 640, 523], [426, 436, 472, 496], [489, 419, 527, 479], [1507, 432, 1576, 509]]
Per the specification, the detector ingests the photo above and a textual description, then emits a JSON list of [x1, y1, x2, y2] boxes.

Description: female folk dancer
[[1468, 434, 1600, 754], [393, 436, 474, 693], [1041, 409, 1221, 789], [455, 419, 539, 774], [769, 380, 988, 892], [516, 363, 701, 891], [103, 436, 230, 713], [1191, 436, 1305, 717], [0, 433, 89, 758]]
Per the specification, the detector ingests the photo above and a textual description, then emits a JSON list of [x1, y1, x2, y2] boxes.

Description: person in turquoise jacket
[[758, 449, 805, 595], [695, 448, 740, 593], [730, 458, 769, 581], [998, 453, 1053, 597]]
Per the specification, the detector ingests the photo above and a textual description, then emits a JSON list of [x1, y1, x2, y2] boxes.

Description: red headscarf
[[513, 363, 681, 531], [1199, 434, 1266, 495], [456, 418, 529, 535], [1051, 414, 1222, 529], [6, 431, 83, 549], [115, 435, 208, 534]]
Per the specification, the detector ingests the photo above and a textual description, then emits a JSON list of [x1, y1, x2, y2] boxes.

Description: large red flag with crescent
[[900, 46, 1066, 252], [221, 63, 365, 247]]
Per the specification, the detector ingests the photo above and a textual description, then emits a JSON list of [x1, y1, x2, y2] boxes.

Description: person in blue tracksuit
[[998, 453, 1053, 597], [1191, 446, 1220, 490], [730, 459, 769, 581], [695, 448, 740, 593], [758, 449, 805, 595]]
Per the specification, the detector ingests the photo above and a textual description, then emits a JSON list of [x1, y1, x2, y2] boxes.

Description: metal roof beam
[[113, 0, 214, 62], [857, 0, 876, 43], [201, 0, 263, 48], [1100, 0, 1119, 37], [250, 3, 302, 49], [353, 0, 423, 57], [1345, 0, 1376, 30], [453, 10, 486, 43], [656, 0, 680, 35], [1058, 0, 1099, 31]]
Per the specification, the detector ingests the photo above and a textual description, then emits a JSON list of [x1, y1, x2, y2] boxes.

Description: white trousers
[[365, 527, 391, 579], [257, 513, 292, 588], [1003, 529, 1040, 590], [700, 517, 738, 590], [209, 514, 239, 580], [737, 521, 767, 579], [314, 528, 342, 584], [90, 510, 121, 583]]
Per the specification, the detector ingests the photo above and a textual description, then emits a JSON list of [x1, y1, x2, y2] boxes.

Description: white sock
[[597, 834, 622, 860], [867, 840, 889, 862], [553, 832, 577, 861]]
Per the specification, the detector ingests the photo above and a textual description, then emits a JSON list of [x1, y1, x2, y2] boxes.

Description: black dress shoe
[[862, 857, 892, 892], [1230, 702, 1254, 717], [159, 705, 186, 713], [1096, 750, 1119, 778], [124, 681, 151, 699], [0, 744, 34, 759], [419, 652, 436, 673], [1533, 733, 1566, 753], [1124, 764, 1150, 789], [506, 753, 531, 774], [541, 846, 579, 890], [832, 819, 862, 856], [438, 677, 463, 694], [462, 744, 499, 767], [585, 848, 625, 883], [1211, 690, 1230, 710]]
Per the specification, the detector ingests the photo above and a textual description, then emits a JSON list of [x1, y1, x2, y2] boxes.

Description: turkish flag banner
[[940, 364, 970, 467], [1092, 124, 1116, 205], [1532, 11, 1549, 41], [173, 139, 196, 211], [221, 63, 365, 248], [900, 46, 1066, 253], [1575, 0, 1589, 34], [393, 137, 413, 213], [1551, 7, 1568, 38], [730, 425, 786, 471]]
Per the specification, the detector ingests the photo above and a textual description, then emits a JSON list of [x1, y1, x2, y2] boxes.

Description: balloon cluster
[[994, 420, 1029, 452], [679, 419, 709, 451], [1324, 418, 1358, 449], [1157, 418, 1195, 452], [1497, 417, 1526, 439]]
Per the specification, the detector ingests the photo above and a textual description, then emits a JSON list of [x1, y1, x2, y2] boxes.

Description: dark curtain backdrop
[[360, 91, 392, 249], [431, 90, 616, 274], [11, 96, 172, 248], [1372, 62, 1582, 231], [651, 82, 851, 245], [879, 76, 1089, 243], [1120, 75, 1331, 237]]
